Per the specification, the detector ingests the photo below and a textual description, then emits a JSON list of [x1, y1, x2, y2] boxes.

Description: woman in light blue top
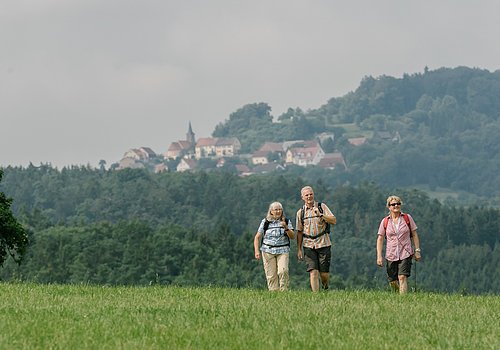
[[253, 201, 295, 291]]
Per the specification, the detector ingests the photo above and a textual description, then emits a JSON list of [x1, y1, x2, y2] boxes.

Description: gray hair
[[266, 201, 285, 221], [301, 186, 314, 196]]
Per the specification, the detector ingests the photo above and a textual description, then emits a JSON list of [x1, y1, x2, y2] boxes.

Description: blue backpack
[[261, 217, 291, 248]]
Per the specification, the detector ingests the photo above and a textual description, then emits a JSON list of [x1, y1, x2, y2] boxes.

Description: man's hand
[[312, 207, 320, 217]]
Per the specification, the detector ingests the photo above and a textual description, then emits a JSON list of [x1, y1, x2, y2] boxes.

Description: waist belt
[[303, 231, 328, 239], [263, 242, 290, 248]]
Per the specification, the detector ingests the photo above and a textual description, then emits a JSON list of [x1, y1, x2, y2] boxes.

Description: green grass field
[[1, 283, 498, 349]]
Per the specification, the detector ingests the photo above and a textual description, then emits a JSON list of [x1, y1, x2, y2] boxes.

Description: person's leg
[[320, 272, 329, 290], [398, 257, 412, 294], [386, 260, 399, 292], [262, 252, 279, 291], [398, 275, 408, 294], [276, 253, 290, 291], [389, 280, 399, 292], [310, 269, 320, 292], [318, 247, 332, 290], [304, 248, 320, 292]]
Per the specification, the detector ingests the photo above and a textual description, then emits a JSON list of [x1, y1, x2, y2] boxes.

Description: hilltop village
[[114, 122, 351, 175]]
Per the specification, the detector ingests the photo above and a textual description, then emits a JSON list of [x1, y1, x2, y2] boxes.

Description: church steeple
[[186, 122, 195, 145]]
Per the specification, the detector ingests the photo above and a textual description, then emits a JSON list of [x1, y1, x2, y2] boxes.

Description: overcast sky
[[1, 0, 499, 168]]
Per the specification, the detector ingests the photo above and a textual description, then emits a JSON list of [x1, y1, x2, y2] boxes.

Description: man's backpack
[[300, 203, 330, 239], [261, 217, 291, 248], [383, 213, 411, 235]]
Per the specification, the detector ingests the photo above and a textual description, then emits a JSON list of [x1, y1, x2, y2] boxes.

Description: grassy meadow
[[0, 283, 498, 349]]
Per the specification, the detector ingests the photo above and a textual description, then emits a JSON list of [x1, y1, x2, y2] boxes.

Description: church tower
[[186, 122, 195, 145]]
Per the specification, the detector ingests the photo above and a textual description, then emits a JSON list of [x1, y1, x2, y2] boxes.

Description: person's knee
[[310, 269, 319, 278], [278, 268, 288, 277], [398, 275, 407, 282]]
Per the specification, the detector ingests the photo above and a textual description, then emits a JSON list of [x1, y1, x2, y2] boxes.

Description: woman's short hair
[[386, 195, 403, 207]]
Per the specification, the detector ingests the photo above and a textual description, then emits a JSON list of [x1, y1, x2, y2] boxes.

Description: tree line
[[1, 167, 498, 294]]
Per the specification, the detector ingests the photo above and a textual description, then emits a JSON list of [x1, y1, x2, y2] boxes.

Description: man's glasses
[[389, 203, 401, 207]]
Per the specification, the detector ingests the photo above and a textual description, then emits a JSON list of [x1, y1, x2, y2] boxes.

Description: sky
[[1, 0, 499, 168]]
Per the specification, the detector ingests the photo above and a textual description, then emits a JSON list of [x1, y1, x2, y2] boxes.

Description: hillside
[[212, 66, 500, 205]]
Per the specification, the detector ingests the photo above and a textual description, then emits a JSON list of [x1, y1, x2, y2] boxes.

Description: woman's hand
[[281, 219, 287, 228]]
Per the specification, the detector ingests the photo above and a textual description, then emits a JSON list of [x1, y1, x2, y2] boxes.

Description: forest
[[1, 167, 499, 294]]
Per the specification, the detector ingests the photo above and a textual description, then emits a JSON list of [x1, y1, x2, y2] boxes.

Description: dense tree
[[0, 170, 29, 266], [0, 169, 498, 294]]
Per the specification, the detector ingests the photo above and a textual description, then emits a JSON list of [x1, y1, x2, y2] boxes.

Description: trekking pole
[[414, 257, 417, 293]]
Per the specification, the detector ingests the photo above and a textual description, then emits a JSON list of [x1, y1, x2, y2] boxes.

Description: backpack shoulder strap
[[263, 219, 270, 233], [402, 213, 412, 234], [402, 213, 411, 226], [318, 202, 324, 214], [383, 216, 390, 231]]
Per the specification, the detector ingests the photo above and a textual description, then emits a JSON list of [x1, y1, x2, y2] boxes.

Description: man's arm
[[297, 230, 303, 260], [320, 203, 336, 225]]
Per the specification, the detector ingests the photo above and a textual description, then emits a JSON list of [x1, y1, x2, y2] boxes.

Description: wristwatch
[[415, 248, 421, 252]]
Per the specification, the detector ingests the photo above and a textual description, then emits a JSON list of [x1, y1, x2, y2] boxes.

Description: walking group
[[253, 186, 422, 293]]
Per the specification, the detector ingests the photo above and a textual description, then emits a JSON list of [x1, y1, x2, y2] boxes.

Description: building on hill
[[215, 137, 241, 157], [139, 147, 156, 159], [117, 147, 157, 170], [177, 158, 197, 172], [122, 147, 157, 161], [116, 157, 145, 170], [165, 140, 192, 159], [186, 121, 195, 145], [253, 162, 286, 174], [195, 137, 241, 159], [317, 152, 347, 170], [285, 141, 325, 166], [348, 137, 367, 146], [251, 150, 270, 165], [259, 142, 285, 154], [164, 122, 196, 160], [251, 142, 286, 165], [235, 164, 252, 176], [195, 137, 217, 158], [282, 140, 305, 150]]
